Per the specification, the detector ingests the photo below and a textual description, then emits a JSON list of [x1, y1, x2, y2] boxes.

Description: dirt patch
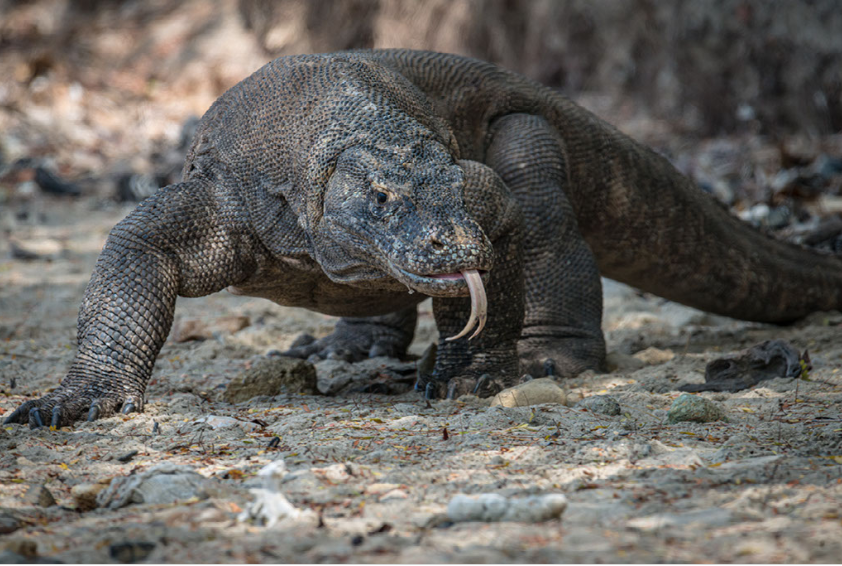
[[1, 4, 841, 560], [1, 201, 841, 562]]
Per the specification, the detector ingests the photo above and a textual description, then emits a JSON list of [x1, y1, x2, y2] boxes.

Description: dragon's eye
[[371, 181, 393, 207]]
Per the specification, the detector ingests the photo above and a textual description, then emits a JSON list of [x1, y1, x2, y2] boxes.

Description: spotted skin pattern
[[7, 50, 842, 428]]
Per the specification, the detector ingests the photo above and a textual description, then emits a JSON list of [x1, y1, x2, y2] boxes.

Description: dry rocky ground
[[1, 192, 841, 563], [1, 5, 842, 558]]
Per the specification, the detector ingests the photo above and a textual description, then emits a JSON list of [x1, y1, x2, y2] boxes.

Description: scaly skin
[[7, 50, 842, 428]]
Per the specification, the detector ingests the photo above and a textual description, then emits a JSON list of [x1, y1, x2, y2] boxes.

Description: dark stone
[[109, 541, 156, 563], [224, 357, 317, 403], [680, 340, 802, 393]]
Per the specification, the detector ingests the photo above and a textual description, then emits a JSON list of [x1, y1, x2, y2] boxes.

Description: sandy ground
[[1, 195, 841, 563]]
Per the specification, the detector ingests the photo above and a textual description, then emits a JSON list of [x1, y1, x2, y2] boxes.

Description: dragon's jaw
[[395, 268, 488, 341]]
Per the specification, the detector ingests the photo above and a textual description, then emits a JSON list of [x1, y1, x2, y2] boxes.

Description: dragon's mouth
[[398, 269, 488, 341]]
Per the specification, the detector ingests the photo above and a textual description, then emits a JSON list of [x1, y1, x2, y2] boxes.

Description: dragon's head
[[315, 137, 493, 339], [262, 58, 497, 339]]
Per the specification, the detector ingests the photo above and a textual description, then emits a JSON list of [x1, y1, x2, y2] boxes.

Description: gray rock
[[109, 541, 156, 563], [315, 357, 416, 396], [97, 463, 225, 509], [1, 539, 36, 559], [447, 493, 567, 523], [70, 482, 109, 511], [667, 394, 728, 424], [575, 394, 621, 416], [23, 484, 55, 508], [224, 356, 317, 403], [0, 511, 21, 535]]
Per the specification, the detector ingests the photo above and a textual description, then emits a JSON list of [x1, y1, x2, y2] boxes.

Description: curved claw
[[30, 407, 44, 429], [3, 407, 24, 425], [473, 374, 491, 395], [368, 343, 389, 358], [122, 402, 136, 415], [446, 381, 459, 400], [425, 382, 438, 400], [87, 405, 100, 422], [51, 406, 62, 428], [414, 379, 426, 392]]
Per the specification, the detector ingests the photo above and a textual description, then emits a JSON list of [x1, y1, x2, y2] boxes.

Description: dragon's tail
[[558, 114, 842, 323]]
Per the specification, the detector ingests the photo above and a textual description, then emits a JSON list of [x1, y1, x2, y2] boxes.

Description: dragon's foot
[[419, 373, 511, 400], [279, 318, 413, 363], [415, 334, 520, 399], [420, 371, 537, 399], [4, 371, 144, 429], [518, 335, 606, 378]]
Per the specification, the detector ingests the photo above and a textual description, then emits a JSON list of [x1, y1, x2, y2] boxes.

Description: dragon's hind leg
[[280, 306, 418, 363]]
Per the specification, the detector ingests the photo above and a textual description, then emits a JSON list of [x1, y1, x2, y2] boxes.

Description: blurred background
[[1, 0, 841, 244]]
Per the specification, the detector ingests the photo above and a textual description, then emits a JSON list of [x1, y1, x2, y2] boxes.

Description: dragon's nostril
[[430, 236, 445, 250]]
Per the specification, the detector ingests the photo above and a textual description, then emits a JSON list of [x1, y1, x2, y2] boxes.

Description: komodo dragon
[[7, 49, 842, 429]]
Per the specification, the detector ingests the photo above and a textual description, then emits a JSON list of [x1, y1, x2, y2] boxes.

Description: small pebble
[[109, 541, 156, 563], [0, 512, 21, 535], [490, 378, 582, 408], [224, 357, 317, 402], [116, 450, 139, 463], [667, 394, 727, 424], [2, 539, 37, 559], [71, 482, 108, 511], [575, 395, 622, 416], [633, 347, 675, 365], [447, 493, 567, 523], [23, 484, 55, 508]]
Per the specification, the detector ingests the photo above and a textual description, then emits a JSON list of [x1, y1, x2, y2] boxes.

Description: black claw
[[414, 379, 425, 392], [122, 402, 136, 415], [446, 382, 458, 400], [543, 359, 556, 377], [87, 405, 100, 422], [368, 344, 389, 358], [30, 407, 44, 429], [51, 406, 62, 428], [473, 374, 491, 395], [3, 407, 23, 425], [425, 382, 437, 400]]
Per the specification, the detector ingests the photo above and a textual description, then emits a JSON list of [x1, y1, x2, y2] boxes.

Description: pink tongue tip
[[429, 272, 464, 281]]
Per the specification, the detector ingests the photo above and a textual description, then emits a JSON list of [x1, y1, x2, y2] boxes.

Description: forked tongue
[[445, 269, 487, 341]]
